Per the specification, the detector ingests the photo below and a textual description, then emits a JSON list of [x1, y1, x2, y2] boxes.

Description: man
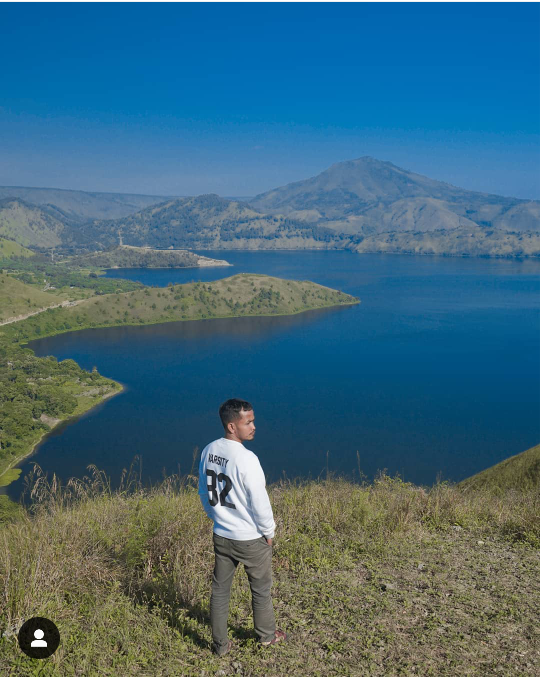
[[198, 398, 287, 657]]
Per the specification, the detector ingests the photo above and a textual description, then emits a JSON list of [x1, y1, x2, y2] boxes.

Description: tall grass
[[0, 460, 538, 674]]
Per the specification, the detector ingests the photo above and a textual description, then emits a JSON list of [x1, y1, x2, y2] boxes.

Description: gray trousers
[[210, 532, 276, 653]]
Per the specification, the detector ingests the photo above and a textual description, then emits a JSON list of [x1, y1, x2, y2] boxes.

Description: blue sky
[[1, 2, 539, 199]]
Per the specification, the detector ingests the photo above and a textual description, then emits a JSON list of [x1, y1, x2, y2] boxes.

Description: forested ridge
[[66, 244, 231, 269]]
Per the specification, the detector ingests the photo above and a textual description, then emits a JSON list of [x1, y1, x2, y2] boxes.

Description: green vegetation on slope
[[67, 244, 231, 269], [0, 340, 122, 486], [0, 238, 34, 259], [3, 274, 359, 344], [458, 443, 540, 495], [0, 274, 359, 490], [0, 198, 66, 248], [0, 272, 67, 323], [0, 256, 143, 298], [0, 470, 537, 675], [72, 194, 345, 251]]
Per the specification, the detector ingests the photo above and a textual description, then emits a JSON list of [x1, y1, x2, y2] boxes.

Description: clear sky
[[1, 2, 539, 199]]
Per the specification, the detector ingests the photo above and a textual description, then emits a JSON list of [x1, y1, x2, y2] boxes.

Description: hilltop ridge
[[1, 157, 539, 257]]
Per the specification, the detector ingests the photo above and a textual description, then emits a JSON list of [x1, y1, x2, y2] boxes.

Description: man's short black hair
[[219, 398, 253, 430]]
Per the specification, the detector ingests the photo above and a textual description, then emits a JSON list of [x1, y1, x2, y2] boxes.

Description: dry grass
[[0, 463, 538, 675]]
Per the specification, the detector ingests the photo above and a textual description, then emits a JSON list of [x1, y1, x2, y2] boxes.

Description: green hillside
[[0, 468, 537, 675], [0, 343, 121, 488], [0, 198, 68, 249], [3, 274, 359, 343], [0, 238, 34, 259], [0, 272, 67, 323], [0, 257, 142, 299], [457, 443, 540, 494]]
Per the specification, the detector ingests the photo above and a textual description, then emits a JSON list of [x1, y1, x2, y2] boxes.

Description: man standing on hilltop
[[198, 398, 287, 656]]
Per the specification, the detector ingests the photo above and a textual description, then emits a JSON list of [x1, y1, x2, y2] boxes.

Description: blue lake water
[[8, 250, 540, 499]]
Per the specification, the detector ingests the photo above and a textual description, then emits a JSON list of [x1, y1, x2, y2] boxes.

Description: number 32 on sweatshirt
[[198, 437, 276, 540]]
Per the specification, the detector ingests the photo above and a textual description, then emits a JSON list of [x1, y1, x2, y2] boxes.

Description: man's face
[[229, 409, 256, 441]]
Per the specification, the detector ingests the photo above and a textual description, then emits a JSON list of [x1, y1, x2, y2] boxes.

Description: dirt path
[[0, 299, 84, 327]]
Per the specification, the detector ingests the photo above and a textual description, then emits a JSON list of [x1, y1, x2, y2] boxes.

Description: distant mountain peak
[[249, 156, 536, 234], [328, 156, 396, 168]]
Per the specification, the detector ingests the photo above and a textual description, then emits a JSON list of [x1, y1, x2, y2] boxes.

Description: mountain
[[349, 225, 540, 257], [250, 157, 540, 235], [0, 198, 69, 249], [0, 186, 178, 221], [3, 159, 539, 257], [71, 194, 343, 251]]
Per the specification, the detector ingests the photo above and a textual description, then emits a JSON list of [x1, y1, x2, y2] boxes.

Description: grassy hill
[[0, 238, 34, 259], [0, 268, 536, 674], [3, 274, 359, 344], [0, 272, 68, 323], [0, 257, 143, 300], [0, 462, 537, 675], [457, 443, 540, 494], [0, 198, 69, 249]]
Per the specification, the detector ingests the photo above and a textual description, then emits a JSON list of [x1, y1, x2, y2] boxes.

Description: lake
[[7, 250, 540, 499]]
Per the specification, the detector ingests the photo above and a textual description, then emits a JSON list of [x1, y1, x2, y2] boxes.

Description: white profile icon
[[31, 628, 47, 648]]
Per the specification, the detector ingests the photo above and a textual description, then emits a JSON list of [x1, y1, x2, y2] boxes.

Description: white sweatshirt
[[198, 437, 276, 540]]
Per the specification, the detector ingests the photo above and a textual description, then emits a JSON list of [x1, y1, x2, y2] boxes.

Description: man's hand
[[265, 536, 273, 546]]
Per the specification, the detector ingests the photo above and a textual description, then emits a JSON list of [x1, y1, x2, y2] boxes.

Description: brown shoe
[[214, 639, 233, 656], [261, 630, 287, 646]]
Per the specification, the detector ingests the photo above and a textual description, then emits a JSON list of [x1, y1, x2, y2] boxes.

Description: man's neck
[[224, 433, 244, 445]]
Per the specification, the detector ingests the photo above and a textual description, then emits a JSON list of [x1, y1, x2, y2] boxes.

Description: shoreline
[[13, 298, 360, 345], [0, 384, 124, 490], [102, 263, 232, 270], [0, 275, 359, 493], [1, 301, 358, 489], [190, 247, 540, 258]]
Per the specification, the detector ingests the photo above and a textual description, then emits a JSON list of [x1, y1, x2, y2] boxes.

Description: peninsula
[[66, 244, 232, 269], [0, 272, 359, 487]]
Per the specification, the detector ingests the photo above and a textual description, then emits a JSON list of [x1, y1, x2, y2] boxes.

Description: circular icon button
[[18, 617, 60, 659]]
